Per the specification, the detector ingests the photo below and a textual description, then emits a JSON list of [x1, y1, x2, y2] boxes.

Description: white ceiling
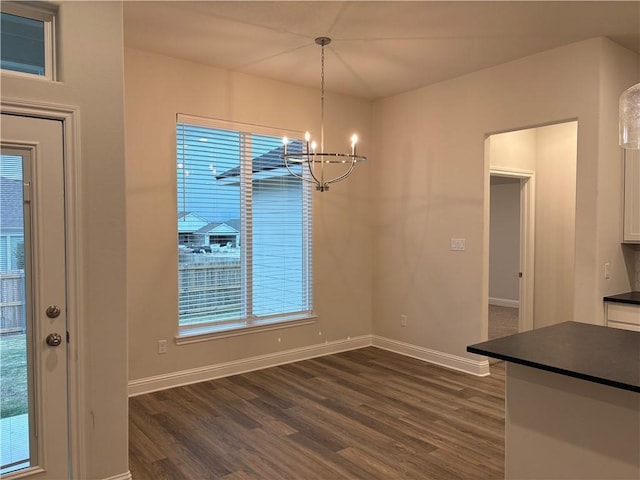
[[123, 1, 640, 100]]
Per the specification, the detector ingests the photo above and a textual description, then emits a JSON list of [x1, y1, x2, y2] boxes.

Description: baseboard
[[372, 335, 490, 376], [128, 335, 372, 396], [489, 297, 519, 308], [129, 334, 493, 396], [102, 471, 131, 480]]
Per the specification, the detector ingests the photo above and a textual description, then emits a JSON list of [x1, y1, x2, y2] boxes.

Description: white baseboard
[[372, 335, 490, 377], [128, 335, 372, 396], [129, 334, 493, 396], [489, 297, 519, 308], [103, 472, 131, 480]]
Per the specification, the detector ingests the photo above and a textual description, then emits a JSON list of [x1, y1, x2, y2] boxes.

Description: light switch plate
[[451, 238, 466, 251]]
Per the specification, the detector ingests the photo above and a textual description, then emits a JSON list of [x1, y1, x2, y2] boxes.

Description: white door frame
[[1, 98, 84, 478], [488, 167, 535, 333]]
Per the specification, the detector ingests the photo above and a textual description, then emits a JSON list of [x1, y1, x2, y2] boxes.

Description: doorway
[[488, 170, 535, 338], [485, 121, 578, 338], [490, 175, 522, 338], [1, 113, 69, 479]]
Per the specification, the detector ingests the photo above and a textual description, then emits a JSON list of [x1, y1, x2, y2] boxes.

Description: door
[[1, 114, 69, 479]]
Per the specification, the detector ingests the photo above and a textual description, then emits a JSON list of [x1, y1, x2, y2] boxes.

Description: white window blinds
[[176, 114, 312, 334]]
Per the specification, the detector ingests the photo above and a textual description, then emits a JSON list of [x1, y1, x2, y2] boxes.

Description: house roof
[[178, 211, 209, 222], [195, 220, 240, 235], [216, 145, 289, 181], [178, 211, 210, 233], [0, 176, 24, 230]]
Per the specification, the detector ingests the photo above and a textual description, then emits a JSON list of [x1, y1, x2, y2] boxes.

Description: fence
[[178, 253, 241, 325], [0, 272, 26, 334]]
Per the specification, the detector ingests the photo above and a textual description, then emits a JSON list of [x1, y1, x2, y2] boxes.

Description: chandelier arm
[[283, 163, 306, 182], [283, 153, 327, 189], [324, 160, 357, 186], [305, 155, 324, 186], [283, 156, 313, 184]]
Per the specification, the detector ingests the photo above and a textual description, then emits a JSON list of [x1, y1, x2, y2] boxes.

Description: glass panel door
[[0, 151, 34, 475], [1, 113, 68, 479]]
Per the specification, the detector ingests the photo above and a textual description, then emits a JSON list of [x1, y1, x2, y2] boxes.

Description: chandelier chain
[[320, 41, 325, 152]]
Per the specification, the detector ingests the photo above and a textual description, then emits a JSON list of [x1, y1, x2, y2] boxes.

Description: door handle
[[46, 333, 63, 347]]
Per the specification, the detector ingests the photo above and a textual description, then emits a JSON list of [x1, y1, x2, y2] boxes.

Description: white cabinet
[[606, 302, 640, 331], [623, 151, 640, 243]]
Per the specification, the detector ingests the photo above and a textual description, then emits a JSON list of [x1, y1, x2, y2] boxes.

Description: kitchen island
[[468, 321, 640, 479]]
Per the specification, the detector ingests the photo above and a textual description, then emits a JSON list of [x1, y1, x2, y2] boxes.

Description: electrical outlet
[[604, 262, 611, 279], [157, 339, 167, 354], [400, 314, 407, 327]]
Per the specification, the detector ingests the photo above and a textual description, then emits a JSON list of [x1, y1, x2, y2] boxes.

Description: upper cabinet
[[624, 150, 640, 243]]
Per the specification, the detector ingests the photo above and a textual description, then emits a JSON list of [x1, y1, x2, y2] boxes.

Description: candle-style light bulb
[[351, 133, 358, 155], [282, 136, 288, 155], [304, 132, 311, 142], [311, 141, 317, 153]]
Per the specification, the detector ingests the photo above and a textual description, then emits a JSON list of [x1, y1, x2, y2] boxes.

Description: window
[[176, 114, 313, 337], [0, 2, 55, 79]]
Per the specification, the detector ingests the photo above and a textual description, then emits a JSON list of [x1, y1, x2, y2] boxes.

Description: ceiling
[[123, 1, 640, 100]]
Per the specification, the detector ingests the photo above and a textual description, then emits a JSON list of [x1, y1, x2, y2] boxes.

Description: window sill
[[175, 313, 317, 345]]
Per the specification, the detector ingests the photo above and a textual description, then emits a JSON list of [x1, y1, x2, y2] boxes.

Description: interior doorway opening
[[485, 121, 578, 339], [489, 174, 528, 339]]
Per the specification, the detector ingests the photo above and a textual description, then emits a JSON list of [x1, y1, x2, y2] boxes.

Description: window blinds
[[176, 114, 312, 332]]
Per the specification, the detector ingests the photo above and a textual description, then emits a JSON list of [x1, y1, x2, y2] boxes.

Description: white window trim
[[175, 114, 314, 340], [175, 313, 317, 345], [1, 1, 57, 81]]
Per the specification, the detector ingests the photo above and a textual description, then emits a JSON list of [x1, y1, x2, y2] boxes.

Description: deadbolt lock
[[46, 305, 61, 318]]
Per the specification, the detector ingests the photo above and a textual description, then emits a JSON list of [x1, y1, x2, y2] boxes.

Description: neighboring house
[[0, 176, 24, 272], [0, 176, 26, 333], [194, 220, 240, 247], [177, 211, 208, 245]]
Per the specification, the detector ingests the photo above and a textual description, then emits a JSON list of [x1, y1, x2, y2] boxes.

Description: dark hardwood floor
[[129, 347, 505, 479]]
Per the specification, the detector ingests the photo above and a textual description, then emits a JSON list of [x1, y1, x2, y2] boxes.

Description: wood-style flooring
[[488, 305, 519, 340], [129, 347, 505, 479]]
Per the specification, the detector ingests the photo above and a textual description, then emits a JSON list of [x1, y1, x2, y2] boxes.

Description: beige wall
[[1, 2, 128, 479], [535, 122, 577, 327], [125, 48, 373, 382], [371, 38, 638, 361]]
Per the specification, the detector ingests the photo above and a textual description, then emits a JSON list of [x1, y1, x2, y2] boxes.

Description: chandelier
[[282, 37, 366, 192], [619, 82, 640, 149]]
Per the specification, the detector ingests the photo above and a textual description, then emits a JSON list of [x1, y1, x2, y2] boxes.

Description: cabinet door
[[623, 150, 640, 243]]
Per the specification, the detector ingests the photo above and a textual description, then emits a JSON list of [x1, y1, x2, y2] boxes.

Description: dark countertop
[[467, 321, 640, 393], [603, 291, 640, 305]]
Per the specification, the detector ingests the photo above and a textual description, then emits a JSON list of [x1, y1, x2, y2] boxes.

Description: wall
[[371, 38, 637, 365], [535, 122, 577, 327], [1, 2, 128, 479], [125, 48, 373, 383], [489, 179, 520, 306]]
